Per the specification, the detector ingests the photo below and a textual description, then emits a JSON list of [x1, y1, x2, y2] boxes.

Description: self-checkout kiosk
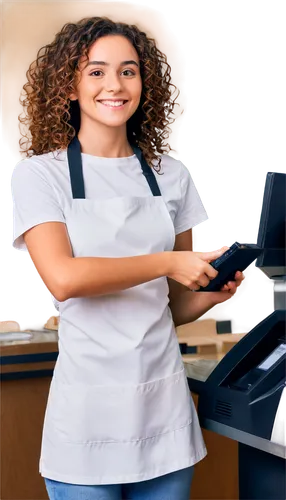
[[198, 172, 286, 500]]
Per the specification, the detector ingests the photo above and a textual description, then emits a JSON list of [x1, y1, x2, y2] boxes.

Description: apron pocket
[[49, 369, 192, 443]]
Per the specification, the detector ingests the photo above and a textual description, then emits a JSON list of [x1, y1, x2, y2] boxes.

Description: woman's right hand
[[166, 247, 228, 290]]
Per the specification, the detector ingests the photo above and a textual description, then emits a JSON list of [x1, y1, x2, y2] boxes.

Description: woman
[[0, 0, 185, 160], [11, 16, 244, 500]]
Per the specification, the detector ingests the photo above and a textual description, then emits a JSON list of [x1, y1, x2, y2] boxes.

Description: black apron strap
[[67, 135, 85, 199], [131, 145, 162, 197], [67, 135, 161, 199]]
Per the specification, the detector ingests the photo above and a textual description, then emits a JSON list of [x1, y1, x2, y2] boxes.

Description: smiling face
[[70, 35, 142, 131]]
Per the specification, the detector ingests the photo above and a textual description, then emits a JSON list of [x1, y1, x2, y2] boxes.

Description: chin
[[98, 118, 129, 126]]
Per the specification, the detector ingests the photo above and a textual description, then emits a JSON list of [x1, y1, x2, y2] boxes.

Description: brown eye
[[90, 70, 103, 77], [122, 70, 135, 76]]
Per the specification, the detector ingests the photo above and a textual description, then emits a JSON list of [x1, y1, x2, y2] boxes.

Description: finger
[[227, 281, 236, 289], [235, 279, 243, 287], [191, 286, 201, 292], [197, 274, 211, 288], [217, 243, 229, 252], [235, 271, 248, 282], [200, 247, 229, 263], [221, 284, 229, 291], [220, 282, 234, 292], [198, 243, 229, 253], [189, 282, 201, 291], [205, 262, 219, 280], [235, 271, 245, 280]]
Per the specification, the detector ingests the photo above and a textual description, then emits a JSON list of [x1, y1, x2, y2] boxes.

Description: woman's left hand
[[209, 270, 245, 304]]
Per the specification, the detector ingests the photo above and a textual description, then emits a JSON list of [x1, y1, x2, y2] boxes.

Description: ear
[[69, 93, 78, 101]]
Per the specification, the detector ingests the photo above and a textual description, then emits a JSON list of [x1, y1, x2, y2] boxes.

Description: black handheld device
[[197, 242, 263, 292]]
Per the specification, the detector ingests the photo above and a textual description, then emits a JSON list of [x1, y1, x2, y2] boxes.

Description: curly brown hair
[[18, 16, 181, 172]]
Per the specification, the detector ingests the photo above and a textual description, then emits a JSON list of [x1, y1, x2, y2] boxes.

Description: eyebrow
[[86, 60, 139, 67]]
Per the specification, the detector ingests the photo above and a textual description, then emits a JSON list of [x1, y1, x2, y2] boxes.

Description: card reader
[[197, 242, 263, 292]]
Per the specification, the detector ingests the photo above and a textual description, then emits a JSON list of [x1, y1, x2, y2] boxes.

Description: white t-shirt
[[11, 148, 209, 484], [11, 149, 208, 252]]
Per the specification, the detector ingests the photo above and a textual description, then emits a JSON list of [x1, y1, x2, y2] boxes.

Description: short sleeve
[[11, 160, 66, 252], [174, 161, 208, 235]]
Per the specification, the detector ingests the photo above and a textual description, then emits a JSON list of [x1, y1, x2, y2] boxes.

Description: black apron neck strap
[[131, 145, 161, 197], [67, 135, 85, 199], [67, 135, 161, 199]]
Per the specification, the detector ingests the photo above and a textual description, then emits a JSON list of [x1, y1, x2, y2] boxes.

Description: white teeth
[[100, 100, 125, 107]]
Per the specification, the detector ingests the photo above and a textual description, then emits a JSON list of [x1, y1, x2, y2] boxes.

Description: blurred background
[[1, 0, 285, 333]]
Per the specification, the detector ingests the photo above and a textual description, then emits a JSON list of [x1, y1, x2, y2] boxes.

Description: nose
[[104, 71, 123, 93]]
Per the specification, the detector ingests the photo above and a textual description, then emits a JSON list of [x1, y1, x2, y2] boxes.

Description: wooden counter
[[179, 353, 238, 500], [0, 330, 58, 377], [0, 331, 58, 500], [0, 330, 243, 500]]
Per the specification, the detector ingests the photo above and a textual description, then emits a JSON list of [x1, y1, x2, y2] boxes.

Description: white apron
[[39, 135, 207, 485]]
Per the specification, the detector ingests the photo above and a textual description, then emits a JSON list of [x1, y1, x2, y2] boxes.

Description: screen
[[258, 343, 286, 371], [255, 170, 286, 268]]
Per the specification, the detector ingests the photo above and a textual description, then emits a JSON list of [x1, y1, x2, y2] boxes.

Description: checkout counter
[[0, 322, 286, 500], [186, 310, 286, 500], [0, 329, 244, 500], [198, 310, 285, 446]]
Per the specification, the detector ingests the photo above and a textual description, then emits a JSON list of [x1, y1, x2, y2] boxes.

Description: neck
[[76, 120, 134, 158]]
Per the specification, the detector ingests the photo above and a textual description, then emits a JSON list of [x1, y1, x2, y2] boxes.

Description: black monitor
[[255, 172, 286, 279]]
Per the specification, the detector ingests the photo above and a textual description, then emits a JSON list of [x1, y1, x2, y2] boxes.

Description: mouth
[[97, 100, 128, 109]]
